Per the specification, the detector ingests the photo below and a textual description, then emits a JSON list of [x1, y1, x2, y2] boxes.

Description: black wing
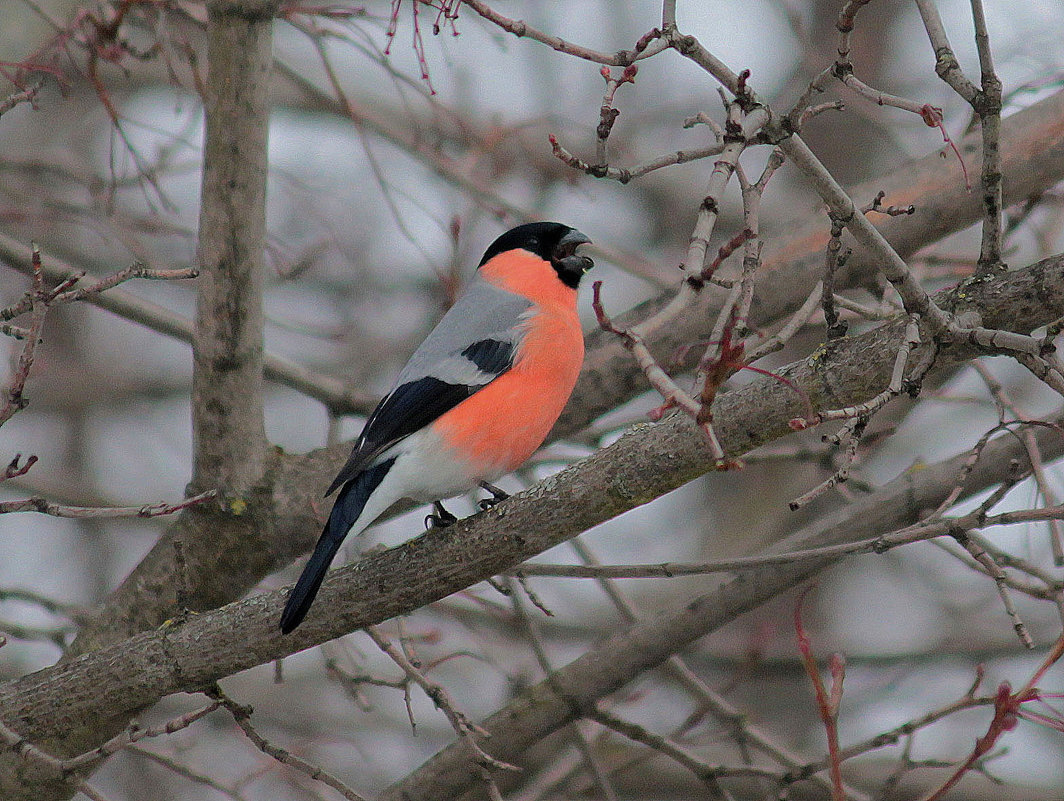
[[460, 338, 514, 375], [325, 338, 515, 496]]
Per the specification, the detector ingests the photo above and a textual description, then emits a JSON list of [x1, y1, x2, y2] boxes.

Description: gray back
[[393, 273, 532, 388]]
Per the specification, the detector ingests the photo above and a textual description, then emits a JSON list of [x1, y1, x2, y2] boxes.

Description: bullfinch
[[280, 222, 594, 633]]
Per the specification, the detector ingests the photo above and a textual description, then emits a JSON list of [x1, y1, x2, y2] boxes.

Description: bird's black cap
[[479, 222, 594, 288]]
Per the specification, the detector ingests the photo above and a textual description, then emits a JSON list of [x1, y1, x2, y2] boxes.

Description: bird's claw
[[425, 501, 458, 529], [477, 480, 509, 511]]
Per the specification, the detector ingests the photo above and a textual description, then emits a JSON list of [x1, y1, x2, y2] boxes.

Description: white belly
[[342, 427, 490, 539]]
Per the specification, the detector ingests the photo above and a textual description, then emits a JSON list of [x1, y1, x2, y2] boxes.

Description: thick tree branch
[[3, 252, 1064, 796], [555, 87, 1064, 436], [16, 87, 1062, 681], [189, 0, 278, 493], [26, 93, 1064, 767], [381, 422, 1061, 801]]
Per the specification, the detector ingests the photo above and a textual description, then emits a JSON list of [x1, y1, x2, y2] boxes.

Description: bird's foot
[[477, 480, 510, 510], [425, 500, 458, 529]]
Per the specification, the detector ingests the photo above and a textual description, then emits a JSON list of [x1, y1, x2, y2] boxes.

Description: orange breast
[[433, 249, 584, 478]]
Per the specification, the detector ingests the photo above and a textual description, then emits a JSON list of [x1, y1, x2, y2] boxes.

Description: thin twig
[[951, 530, 1034, 648], [0, 488, 217, 518], [208, 686, 371, 801], [506, 576, 619, 801], [0, 81, 41, 117], [794, 590, 846, 801], [567, 538, 867, 800], [364, 625, 520, 774], [585, 707, 734, 795], [971, 361, 1064, 565], [914, 0, 1003, 272]]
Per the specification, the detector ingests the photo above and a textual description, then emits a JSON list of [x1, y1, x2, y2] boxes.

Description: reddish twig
[[701, 228, 754, 282], [794, 589, 846, 801], [1, 454, 38, 481], [592, 281, 731, 465], [696, 307, 742, 416], [920, 104, 971, 192], [922, 633, 1064, 801], [594, 63, 638, 166]]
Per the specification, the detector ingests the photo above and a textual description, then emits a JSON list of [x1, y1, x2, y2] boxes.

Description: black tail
[[279, 521, 345, 634], [279, 457, 395, 633]]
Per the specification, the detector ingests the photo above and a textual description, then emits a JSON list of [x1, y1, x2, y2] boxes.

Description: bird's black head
[[479, 222, 594, 289]]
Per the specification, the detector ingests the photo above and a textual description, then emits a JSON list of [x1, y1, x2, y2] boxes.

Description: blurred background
[[2, 1, 1064, 799]]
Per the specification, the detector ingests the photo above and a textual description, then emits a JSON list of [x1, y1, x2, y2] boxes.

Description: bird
[[280, 222, 594, 633]]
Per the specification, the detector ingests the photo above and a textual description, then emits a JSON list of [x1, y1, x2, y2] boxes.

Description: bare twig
[[971, 361, 1064, 565], [0, 697, 223, 799], [0, 245, 49, 427], [744, 280, 823, 362], [914, 0, 1003, 272], [549, 135, 724, 183], [594, 64, 637, 167], [0, 228, 376, 416], [951, 530, 1034, 648], [566, 539, 867, 800], [512, 498, 1064, 585], [364, 625, 520, 774], [822, 215, 849, 339], [591, 281, 729, 464], [208, 687, 370, 801], [794, 590, 846, 801], [460, 1, 667, 66], [585, 707, 734, 794], [0, 454, 38, 481], [0, 488, 217, 519], [506, 577, 619, 801], [920, 634, 1064, 801], [0, 81, 41, 117], [788, 417, 867, 510], [792, 315, 929, 433], [126, 746, 253, 801]]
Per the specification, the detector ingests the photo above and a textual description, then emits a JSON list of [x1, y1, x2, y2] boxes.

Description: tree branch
[[380, 421, 1064, 801], [4, 251, 1064, 797], [189, 0, 278, 494], [554, 87, 1064, 436], [0, 233, 377, 416]]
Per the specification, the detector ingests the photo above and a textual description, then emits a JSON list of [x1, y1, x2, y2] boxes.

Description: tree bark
[[43, 89, 1064, 672], [0, 1, 280, 798], [2, 251, 1063, 797], [381, 423, 1057, 801]]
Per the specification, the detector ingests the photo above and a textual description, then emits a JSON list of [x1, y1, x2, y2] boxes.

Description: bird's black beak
[[553, 229, 594, 285]]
